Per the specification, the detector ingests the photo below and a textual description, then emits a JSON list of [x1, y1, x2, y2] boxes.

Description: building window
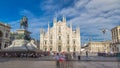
[[117, 47, 119, 52], [59, 27, 61, 33], [4, 44, 7, 48], [59, 36, 61, 40], [50, 41, 52, 44], [74, 47, 76, 52], [73, 40, 75, 44], [67, 35, 69, 38], [6, 33, 8, 38], [50, 35, 52, 39], [0, 31, 3, 37], [67, 40, 69, 44], [44, 40, 47, 45]]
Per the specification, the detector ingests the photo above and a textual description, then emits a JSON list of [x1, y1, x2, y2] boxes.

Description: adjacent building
[[0, 22, 11, 49], [111, 26, 120, 53], [86, 41, 111, 53], [40, 16, 81, 52]]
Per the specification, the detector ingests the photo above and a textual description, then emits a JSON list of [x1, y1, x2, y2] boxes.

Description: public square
[[0, 0, 120, 68], [0, 56, 120, 68]]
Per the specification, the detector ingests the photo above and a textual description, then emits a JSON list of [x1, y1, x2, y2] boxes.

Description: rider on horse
[[20, 16, 28, 29]]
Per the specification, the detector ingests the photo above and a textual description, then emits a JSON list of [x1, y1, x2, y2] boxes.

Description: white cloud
[[40, 0, 58, 11], [59, 8, 78, 17], [58, 0, 120, 43], [8, 0, 120, 43], [75, 0, 89, 9]]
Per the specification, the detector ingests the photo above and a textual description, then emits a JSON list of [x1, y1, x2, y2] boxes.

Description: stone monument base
[[2, 39, 37, 51]]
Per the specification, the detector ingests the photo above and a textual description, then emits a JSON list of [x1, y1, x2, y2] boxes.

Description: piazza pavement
[[0, 56, 120, 68]]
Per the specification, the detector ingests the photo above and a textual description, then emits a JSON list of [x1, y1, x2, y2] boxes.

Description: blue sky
[[0, 0, 120, 45]]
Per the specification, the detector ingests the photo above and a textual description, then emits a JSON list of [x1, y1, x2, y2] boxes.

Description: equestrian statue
[[20, 16, 28, 30]]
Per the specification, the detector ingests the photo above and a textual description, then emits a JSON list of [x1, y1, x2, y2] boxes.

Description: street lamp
[[101, 28, 107, 53], [101, 28, 106, 41]]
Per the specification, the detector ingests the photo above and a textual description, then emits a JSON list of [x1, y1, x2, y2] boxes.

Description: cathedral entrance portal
[[58, 46, 61, 52], [50, 47, 52, 51]]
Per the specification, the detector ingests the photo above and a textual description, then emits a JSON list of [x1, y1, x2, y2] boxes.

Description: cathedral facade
[[40, 16, 81, 52]]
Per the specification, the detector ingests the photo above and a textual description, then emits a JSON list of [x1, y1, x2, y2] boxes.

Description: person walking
[[59, 53, 65, 68], [78, 53, 81, 60], [55, 53, 60, 68], [86, 51, 88, 57]]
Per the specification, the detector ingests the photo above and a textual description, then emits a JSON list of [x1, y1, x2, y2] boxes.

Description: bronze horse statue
[[20, 16, 28, 29]]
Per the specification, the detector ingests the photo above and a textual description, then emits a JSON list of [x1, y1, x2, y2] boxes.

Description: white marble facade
[[40, 16, 81, 52]]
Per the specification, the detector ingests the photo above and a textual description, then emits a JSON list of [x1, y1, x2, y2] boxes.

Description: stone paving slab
[[0, 56, 120, 61], [0, 60, 120, 68]]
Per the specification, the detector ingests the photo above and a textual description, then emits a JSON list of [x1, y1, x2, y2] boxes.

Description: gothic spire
[[48, 22, 50, 32], [62, 15, 66, 23], [53, 16, 57, 23], [70, 22, 72, 28]]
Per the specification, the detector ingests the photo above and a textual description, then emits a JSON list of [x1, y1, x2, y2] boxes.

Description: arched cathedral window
[[74, 47, 76, 52], [44, 40, 47, 45], [50, 35, 52, 39], [67, 35, 69, 38], [73, 40, 75, 44], [50, 41, 52, 44], [59, 36, 61, 40], [59, 26, 61, 33], [67, 40, 69, 44]]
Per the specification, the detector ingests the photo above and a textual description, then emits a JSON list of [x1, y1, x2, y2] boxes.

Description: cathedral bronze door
[[58, 46, 61, 52], [49, 46, 52, 51]]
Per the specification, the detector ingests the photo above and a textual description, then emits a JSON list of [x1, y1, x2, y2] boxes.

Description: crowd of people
[[54, 52, 81, 68], [0, 52, 42, 58]]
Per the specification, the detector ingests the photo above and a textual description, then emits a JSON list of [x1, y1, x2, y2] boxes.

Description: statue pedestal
[[2, 39, 37, 51], [2, 29, 37, 51], [0, 16, 40, 57], [17, 29, 31, 36], [16, 29, 31, 40]]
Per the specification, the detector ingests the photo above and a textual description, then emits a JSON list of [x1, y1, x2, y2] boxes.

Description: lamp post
[[101, 28, 107, 53]]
